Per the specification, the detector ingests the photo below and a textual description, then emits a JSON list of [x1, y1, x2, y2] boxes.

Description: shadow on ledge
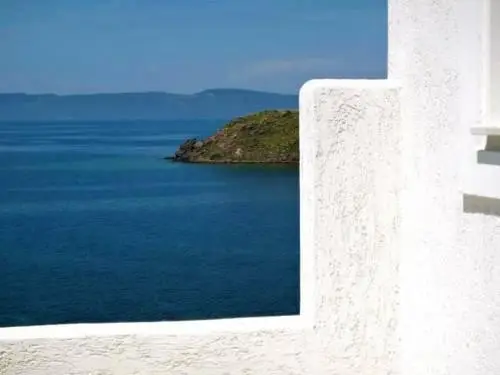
[[463, 194, 500, 217]]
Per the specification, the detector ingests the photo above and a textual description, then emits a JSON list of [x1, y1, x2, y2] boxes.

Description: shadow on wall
[[463, 194, 500, 217]]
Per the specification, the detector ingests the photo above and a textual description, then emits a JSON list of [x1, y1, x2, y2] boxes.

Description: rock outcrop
[[169, 110, 299, 164]]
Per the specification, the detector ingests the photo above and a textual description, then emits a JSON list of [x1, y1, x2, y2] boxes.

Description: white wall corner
[[299, 78, 403, 374]]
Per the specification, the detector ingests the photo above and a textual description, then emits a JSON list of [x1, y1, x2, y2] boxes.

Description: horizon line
[[0, 88, 299, 97]]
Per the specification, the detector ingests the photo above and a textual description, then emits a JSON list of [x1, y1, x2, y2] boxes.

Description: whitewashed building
[[1, 0, 500, 374]]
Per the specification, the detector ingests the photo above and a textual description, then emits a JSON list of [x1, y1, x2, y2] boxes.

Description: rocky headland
[[168, 110, 299, 164]]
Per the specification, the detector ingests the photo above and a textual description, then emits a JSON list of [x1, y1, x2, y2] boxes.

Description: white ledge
[[471, 127, 500, 136], [0, 315, 308, 341], [300, 78, 401, 93], [470, 128, 500, 163]]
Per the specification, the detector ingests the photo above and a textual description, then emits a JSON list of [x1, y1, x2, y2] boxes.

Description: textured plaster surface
[[299, 80, 401, 375], [0, 80, 402, 374], [489, 0, 500, 125], [389, 0, 500, 374], [0, 323, 309, 375]]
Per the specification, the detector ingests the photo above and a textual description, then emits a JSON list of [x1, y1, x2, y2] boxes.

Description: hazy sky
[[0, 0, 387, 94]]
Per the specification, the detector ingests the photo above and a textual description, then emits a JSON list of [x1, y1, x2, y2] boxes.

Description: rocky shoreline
[[167, 110, 299, 164]]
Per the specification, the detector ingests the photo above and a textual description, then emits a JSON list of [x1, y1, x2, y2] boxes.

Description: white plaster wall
[[0, 318, 311, 375], [299, 80, 401, 375], [488, 0, 500, 125], [389, 0, 500, 374], [0, 80, 402, 374], [300, 80, 401, 375]]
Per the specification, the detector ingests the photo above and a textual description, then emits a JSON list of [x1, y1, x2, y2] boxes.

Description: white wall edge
[[298, 77, 402, 329], [0, 315, 309, 341], [299, 78, 402, 91]]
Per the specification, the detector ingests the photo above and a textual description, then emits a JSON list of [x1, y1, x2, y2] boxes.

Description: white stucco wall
[[389, 0, 500, 374], [488, 0, 500, 126], [299, 80, 401, 374], [0, 80, 402, 374], [3, 0, 500, 373]]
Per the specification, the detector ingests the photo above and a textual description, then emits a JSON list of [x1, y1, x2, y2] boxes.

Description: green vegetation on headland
[[168, 110, 299, 164]]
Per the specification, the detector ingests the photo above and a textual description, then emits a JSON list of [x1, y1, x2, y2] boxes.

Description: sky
[[0, 0, 387, 95]]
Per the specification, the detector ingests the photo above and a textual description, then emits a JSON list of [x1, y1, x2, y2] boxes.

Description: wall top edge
[[0, 315, 309, 341], [299, 78, 401, 94], [301, 78, 401, 90]]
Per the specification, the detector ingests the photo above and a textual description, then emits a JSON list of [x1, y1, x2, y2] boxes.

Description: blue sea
[[0, 120, 300, 327]]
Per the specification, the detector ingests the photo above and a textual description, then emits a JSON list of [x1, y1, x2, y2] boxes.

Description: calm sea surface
[[0, 120, 299, 327]]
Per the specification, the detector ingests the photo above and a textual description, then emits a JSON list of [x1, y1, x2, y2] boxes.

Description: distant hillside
[[0, 89, 298, 121], [170, 110, 299, 164]]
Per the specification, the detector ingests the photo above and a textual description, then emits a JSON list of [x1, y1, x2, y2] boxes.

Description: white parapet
[[0, 79, 403, 375], [299, 79, 402, 374]]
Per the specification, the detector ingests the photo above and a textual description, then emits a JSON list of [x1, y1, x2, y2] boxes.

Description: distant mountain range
[[0, 89, 298, 121]]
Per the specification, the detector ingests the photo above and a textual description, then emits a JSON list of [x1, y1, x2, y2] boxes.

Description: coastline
[[164, 156, 298, 165], [166, 110, 299, 165]]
